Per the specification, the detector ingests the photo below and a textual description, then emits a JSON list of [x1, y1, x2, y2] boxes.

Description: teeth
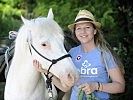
[[81, 35, 87, 37]]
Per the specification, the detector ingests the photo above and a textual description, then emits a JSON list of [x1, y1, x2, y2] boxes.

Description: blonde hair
[[94, 29, 125, 75]]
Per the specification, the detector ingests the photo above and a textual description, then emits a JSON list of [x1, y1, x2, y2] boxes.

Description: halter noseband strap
[[48, 54, 71, 72]]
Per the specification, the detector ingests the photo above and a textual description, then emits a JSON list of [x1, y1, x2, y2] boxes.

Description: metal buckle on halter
[[48, 87, 53, 99], [46, 74, 54, 99]]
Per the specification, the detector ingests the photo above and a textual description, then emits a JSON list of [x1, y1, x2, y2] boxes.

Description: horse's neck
[[12, 44, 31, 67], [8, 40, 41, 83]]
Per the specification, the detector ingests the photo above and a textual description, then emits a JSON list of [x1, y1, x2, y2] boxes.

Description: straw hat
[[68, 10, 101, 30]]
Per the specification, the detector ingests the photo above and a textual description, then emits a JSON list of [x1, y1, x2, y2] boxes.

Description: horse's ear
[[47, 8, 54, 19], [21, 15, 30, 24]]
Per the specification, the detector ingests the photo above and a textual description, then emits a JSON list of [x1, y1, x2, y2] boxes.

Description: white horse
[[4, 8, 79, 100]]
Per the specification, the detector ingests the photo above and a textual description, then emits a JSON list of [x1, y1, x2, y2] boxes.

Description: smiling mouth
[[81, 35, 88, 38]]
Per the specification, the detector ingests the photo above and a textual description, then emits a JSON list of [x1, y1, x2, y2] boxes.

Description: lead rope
[[78, 89, 100, 100], [5, 31, 17, 78], [45, 74, 54, 100], [4, 46, 10, 78]]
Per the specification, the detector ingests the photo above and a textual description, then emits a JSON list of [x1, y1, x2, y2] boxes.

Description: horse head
[[23, 9, 79, 87]]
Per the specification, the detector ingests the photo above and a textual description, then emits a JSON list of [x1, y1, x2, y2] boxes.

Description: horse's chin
[[58, 72, 79, 87], [59, 77, 76, 88], [60, 79, 71, 89]]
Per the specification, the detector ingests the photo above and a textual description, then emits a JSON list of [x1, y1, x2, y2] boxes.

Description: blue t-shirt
[[69, 45, 117, 100]]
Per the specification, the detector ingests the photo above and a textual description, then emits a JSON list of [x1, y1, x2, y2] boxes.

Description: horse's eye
[[42, 43, 46, 46]]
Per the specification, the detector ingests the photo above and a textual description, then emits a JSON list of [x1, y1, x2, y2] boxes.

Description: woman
[[67, 9, 125, 100], [33, 9, 125, 100]]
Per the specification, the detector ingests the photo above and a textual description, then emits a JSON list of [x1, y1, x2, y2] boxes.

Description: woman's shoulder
[[71, 45, 80, 50], [69, 45, 81, 54]]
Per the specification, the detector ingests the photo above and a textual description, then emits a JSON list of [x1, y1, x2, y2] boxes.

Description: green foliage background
[[0, 0, 133, 99]]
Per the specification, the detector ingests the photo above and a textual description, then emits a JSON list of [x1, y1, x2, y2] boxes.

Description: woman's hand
[[33, 60, 72, 92], [33, 59, 47, 73], [78, 82, 98, 94]]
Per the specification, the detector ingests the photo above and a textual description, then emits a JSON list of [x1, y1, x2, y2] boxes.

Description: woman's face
[[75, 22, 96, 44]]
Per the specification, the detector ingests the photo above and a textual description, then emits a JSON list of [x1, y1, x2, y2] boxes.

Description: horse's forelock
[[32, 17, 64, 40]]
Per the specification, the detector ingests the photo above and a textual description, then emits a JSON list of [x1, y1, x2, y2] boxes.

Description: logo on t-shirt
[[76, 55, 82, 60], [80, 60, 98, 77]]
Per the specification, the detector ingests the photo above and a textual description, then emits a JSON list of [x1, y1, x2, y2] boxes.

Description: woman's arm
[[33, 60, 71, 92], [100, 66, 125, 93], [78, 66, 125, 94]]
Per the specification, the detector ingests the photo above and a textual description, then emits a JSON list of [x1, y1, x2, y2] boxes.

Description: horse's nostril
[[67, 73, 75, 84], [59, 71, 79, 88]]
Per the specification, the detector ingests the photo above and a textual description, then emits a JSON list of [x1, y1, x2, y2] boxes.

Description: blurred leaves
[[0, 0, 133, 99]]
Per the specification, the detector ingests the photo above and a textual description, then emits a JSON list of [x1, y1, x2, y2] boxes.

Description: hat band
[[75, 18, 93, 23]]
